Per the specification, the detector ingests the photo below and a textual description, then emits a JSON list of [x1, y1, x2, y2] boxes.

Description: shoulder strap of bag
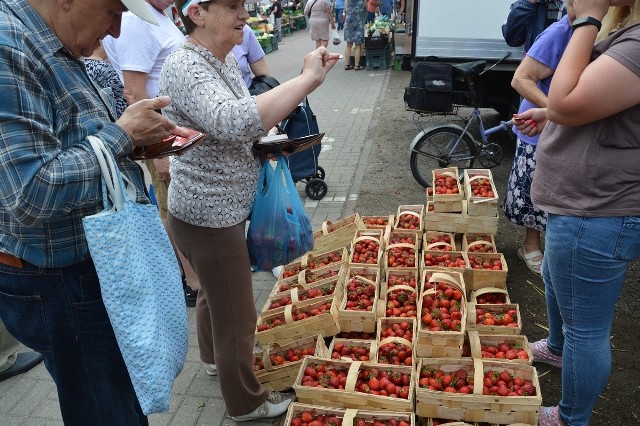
[[307, 0, 319, 17], [87, 135, 137, 210], [181, 44, 243, 100]]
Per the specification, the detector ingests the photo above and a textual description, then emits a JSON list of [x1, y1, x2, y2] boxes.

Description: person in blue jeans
[[334, 0, 345, 30], [515, 0, 640, 424], [0, 0, 188, 424]]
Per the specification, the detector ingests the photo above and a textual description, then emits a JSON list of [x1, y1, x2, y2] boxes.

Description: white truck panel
[[414, 0, 523, 63]]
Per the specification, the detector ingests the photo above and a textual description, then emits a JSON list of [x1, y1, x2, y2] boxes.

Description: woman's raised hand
[[300, 47, 342, 90]]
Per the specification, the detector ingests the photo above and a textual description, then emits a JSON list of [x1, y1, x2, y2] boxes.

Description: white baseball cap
[[120, 0, 158, 25]]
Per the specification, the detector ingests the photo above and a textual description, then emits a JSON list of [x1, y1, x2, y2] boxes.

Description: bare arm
[[547, 0, 640, 125], [511, 55, 554, 108], [121, 70, 150, 104], [249, 57, 270, 78]]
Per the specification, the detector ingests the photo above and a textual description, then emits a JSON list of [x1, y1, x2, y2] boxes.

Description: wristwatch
[[572, 16, 602, 31]]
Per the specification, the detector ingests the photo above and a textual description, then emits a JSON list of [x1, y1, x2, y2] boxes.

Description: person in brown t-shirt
[[514, 1, 640, 425]]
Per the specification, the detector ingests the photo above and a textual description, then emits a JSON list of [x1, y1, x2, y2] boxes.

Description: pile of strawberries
[[424, 233, 453, 250], [253, 345, 316, 371], [379, 321, 414, 341], [267, 283, 336, 310], [300, 363, 348, 389], [305, 268, 339, 284], [480, 342, 529, 361], [395, 213, 421, 230], [475, 292, 508, 304], [387, 246, 417, 268], [385, 288, 417, 318], [355, 367, 411, 399], [344, 277, 376, 311], [423, 252, 467, 268], [418, 366, 473, 394], [465, 233, 496, 253], [289, 411, 343, 426], [306, 251, 343, 269], [331, 342, 371, 361], [434, 173, 460, 195], [387, 273, 417, 289], [482, 369, 536, 396], [468, 255, 503, 270], [420, 281, 464, 332], [364, 217, 389, 226], [351, 239, 380, 265], [377, 341, 413, 366], [469, 177, 495, 198], [475, 307, 518, 327]]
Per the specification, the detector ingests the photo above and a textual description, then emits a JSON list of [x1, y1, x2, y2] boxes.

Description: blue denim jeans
[[0, 258, 147, 426], [334, 7, 344, 30], [542, 214, 640, 426]]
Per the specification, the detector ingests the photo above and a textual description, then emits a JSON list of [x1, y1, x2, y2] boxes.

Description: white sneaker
[[231, 392, 294, 422], [206, 363, 217, 376], [272, 265, 283, 279]]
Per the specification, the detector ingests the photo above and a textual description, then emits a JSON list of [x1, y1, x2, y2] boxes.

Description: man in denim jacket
[[502, 0, 565, 53]]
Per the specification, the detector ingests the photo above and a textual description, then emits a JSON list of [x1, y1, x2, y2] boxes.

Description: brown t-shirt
[[531, 23, 640, 217]]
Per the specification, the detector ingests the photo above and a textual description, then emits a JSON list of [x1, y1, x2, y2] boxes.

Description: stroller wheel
[[315, 166, 326, 180], [305, 178, 328, 200]]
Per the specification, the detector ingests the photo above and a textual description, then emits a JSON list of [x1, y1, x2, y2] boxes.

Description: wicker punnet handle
[[465, 240, 496, 251], [426, 241, 454, 251], [344, 361, 362, 392], [428, 272, 463, 290]]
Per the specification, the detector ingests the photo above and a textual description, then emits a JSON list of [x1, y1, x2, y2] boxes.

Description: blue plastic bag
[[247, 156, 314, 270]]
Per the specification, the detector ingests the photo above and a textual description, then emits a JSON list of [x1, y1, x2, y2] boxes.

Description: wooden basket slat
[[465, 252, 508, 290], [466, 303, 522, 335], [425, 201, 499, 235], [311, 214, 365, 255], [467, 331, 533, 365]]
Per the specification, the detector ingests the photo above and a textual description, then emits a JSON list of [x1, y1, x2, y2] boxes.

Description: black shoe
[[184, 285, 198, 307], [0, 352, 43, 382]]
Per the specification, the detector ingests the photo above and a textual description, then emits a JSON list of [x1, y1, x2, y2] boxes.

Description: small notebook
[[132, 129, 206, 160], [253, 132, 324, 155]]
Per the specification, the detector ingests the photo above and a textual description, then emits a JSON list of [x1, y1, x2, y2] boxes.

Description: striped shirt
[[0, 0, 149, 268]]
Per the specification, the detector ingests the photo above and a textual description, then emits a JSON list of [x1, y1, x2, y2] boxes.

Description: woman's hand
[[300, 47, 341, 90], [513, 108, 548, 136]]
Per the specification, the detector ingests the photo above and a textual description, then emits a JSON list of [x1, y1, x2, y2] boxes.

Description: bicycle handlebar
[[479, 51, 513, 76]]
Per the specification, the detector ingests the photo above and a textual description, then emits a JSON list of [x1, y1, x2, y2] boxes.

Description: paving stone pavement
[[0, 28, 394, 425]]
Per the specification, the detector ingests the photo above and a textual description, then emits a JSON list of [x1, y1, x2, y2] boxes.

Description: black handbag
[[404, 62, 454, 113], [248, 75, 281, 96]]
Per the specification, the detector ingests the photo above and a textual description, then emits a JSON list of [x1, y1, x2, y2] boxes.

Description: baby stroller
[[279, 98, 327, 200], [251, 75, 328, 201]]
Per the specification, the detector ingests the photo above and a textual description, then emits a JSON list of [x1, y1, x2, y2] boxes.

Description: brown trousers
[[166, 214, 268, 416]]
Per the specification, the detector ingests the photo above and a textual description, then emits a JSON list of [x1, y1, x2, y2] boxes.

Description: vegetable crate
[[415, 358, 542, 424], [254, 334, 328, 391], [467, 331, 533, 366], [365, 45, 392, 71], [311, 214, 366, 255], [292, 356, 415, 412], [284, 402, 415, 426], [365, 33, 391, 49], [432, 168, 464, 213], [416, 271, 467, 358], [425, 201, 499, 235], [255, 295, 340, 346], [464, 169, 499, 217]]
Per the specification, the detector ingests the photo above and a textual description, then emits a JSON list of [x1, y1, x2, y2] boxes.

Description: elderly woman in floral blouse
[[159, 0, 340, 421]]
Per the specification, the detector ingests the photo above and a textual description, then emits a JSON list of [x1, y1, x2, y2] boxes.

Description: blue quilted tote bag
[[82, 136, 188, 415]]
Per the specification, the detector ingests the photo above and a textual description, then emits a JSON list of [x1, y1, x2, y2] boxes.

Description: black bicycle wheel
[[409, 127, 477, 188]]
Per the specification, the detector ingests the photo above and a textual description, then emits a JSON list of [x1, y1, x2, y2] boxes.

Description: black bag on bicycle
[[404, 62, 454, 113]]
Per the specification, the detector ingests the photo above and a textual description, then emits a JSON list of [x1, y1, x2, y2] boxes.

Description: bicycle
[[406, 54, 514, 188]]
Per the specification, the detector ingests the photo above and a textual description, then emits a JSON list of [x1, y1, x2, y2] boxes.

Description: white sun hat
[[120, 0, 158, 25]]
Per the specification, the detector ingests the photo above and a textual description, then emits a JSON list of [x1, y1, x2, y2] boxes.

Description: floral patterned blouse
[[159, 43, 265, 229]]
